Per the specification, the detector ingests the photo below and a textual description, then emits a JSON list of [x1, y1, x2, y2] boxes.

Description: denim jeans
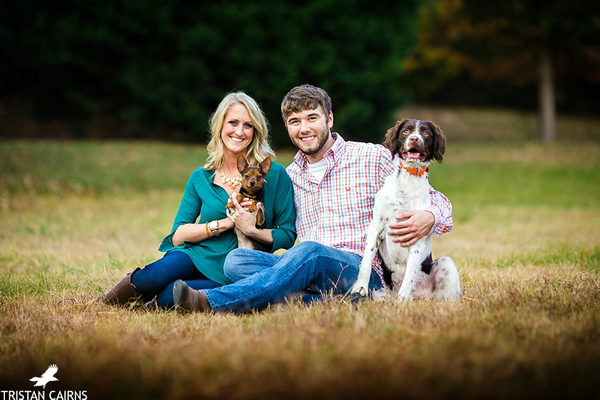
[[224, 248, 324, 305], [131, 250, 222, 308], [204, 241, 383, 313]]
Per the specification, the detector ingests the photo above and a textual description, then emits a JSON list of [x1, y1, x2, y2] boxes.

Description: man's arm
[[387, 188, 453, 247]]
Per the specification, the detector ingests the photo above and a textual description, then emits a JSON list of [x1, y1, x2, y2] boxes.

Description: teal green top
[[158, 161, 297, 285]]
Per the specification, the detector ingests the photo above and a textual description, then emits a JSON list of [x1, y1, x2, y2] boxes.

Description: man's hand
[[388, 210, 434, 247]]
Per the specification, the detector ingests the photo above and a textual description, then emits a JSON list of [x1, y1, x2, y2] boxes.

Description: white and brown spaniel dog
[[351, 118, 461, 302]]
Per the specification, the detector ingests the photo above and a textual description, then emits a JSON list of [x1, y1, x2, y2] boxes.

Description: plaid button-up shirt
[[286, 133, 453, 285]]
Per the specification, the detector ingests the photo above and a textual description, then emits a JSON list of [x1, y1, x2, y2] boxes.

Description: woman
[[98, 92, 297, 308]]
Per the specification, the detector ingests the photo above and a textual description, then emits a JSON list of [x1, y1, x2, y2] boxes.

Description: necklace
[[219, 169, 242, 189]]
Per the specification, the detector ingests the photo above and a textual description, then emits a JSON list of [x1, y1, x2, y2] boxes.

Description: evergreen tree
[[0, 0, 422, 146]]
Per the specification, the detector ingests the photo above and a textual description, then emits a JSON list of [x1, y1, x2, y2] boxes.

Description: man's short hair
[[281, 84, 332, 124]]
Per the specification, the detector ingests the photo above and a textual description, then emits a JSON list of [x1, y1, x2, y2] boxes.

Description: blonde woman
[[98, 92, 297, 308]]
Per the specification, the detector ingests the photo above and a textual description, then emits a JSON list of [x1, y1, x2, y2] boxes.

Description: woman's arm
[[172, 217, 235, 246], [161, 169, 234, 248], [266, 165, 297, 250]]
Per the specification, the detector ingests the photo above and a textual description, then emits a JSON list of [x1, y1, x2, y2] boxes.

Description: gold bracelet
[[205, 222, 213, 238]]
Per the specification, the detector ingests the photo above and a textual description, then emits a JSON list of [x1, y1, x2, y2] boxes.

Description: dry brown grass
[[0, 198, 600, 399], [1, 137, 600, 399], [2, 263, 599, 399]]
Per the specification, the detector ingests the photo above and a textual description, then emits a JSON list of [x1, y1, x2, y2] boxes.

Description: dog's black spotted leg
[[382, 260, 393, 287], [420, 253, 434, 275]]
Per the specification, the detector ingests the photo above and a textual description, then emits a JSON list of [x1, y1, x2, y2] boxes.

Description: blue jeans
[[131, 251, 222, 308], [204, 241, 383, 313]]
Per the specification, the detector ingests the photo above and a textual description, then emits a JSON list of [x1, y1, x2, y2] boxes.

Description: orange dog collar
[[402, 165, 428, 176]]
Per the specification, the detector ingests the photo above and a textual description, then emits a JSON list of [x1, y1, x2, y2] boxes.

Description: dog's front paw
[[350, 283, 368, 297], [397, 290, 412, 304]]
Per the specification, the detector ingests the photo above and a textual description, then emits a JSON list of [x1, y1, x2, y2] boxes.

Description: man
[[173, 84, 452, 312]]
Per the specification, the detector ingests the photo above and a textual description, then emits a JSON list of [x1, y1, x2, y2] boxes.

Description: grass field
[[1, 107, 600, 399]]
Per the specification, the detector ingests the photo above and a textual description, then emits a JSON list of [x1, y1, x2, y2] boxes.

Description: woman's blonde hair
[[205, 92, 275, 171]]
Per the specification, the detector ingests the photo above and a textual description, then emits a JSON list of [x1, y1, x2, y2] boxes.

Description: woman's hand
[[226, 193, 274, 246], [226, 193, 259, 235]]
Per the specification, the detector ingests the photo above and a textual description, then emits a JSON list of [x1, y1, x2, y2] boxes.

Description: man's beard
[[298, 128, 331, 156]]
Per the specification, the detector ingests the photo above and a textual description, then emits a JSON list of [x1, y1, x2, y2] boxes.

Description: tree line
[[1, 0, 598, 146], [0, 0, 420, 147]]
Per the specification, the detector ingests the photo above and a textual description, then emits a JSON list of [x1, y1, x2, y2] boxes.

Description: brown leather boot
[[99, 268, 141, 305], [173, 280, 210, 312]]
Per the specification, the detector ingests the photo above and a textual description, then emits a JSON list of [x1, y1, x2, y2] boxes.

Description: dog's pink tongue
[[406, 152, 421, 160]]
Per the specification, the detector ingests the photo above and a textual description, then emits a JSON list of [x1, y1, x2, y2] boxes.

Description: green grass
[[397, 105, 600, 142], [1, 107, 600, 399], [430, 144, 600, 211], [0, 140, 209, 195]]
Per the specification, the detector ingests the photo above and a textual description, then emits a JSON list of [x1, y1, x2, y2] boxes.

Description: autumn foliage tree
[[402, 0, 600, 142]]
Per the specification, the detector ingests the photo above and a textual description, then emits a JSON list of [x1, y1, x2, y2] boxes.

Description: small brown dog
[[226, 154, 271, 251]]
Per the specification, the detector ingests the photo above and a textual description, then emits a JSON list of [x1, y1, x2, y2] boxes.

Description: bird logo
[[30, 364, 59, 388]]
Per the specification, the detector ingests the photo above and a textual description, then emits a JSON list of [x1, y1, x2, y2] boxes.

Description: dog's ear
[[383, 119, 405, 157], [236, 154, 248, 172], [259, 157, 271, 175], [430, 122, 446, 164]]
